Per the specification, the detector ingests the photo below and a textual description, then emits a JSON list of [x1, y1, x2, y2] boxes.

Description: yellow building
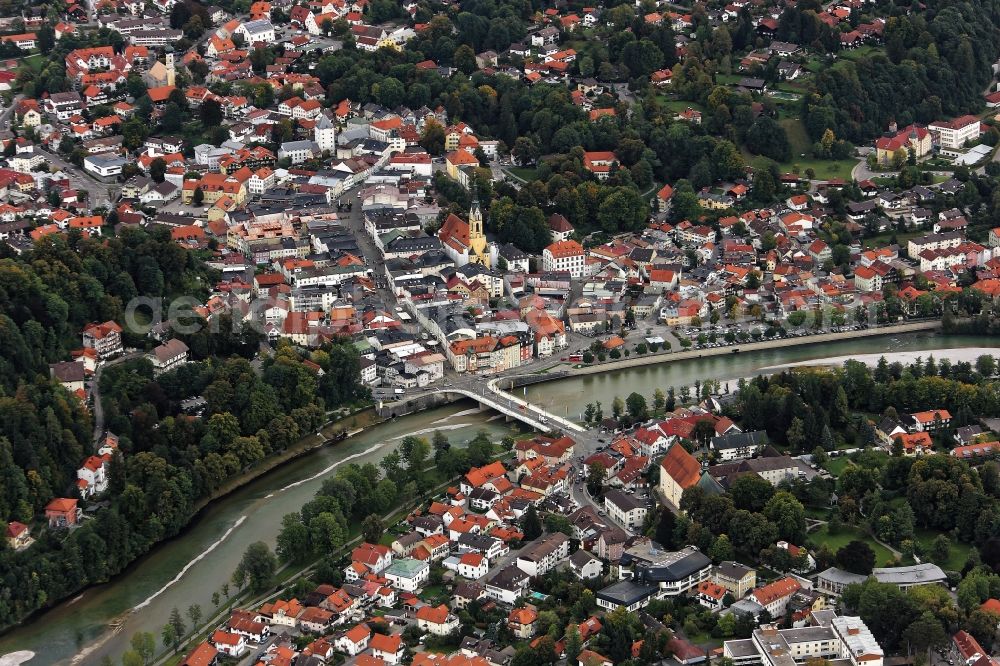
[[468, 199, 489, 267]]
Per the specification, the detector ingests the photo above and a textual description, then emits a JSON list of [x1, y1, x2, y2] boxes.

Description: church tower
[[469, 198, 483, 238], [165, 46, 176, 88], [468, 198, 489, 266]]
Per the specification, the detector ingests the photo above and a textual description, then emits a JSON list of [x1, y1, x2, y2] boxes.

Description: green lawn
[[686, 631, 724, 650], [772, 118, 858, 178], [914, 529, 973, 571], [863, 229, 923, 250], [808, 524, 896, 566], [21, 54, 44, 74], [506, 167, 538, 182], [839, 46, 883, 61], [805, 506, 833, 520], [823, 457, 851, 476], [655, 96, 705, 113]]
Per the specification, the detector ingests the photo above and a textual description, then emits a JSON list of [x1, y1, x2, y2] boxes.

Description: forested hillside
[[0, 233, 366, 629], [804, 0, 1000, 143]]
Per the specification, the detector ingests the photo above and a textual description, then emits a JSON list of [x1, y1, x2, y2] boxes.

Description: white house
[[370, 633, 405, 664], [604, 489, 648, 529], [149, 338, 189, 374], [335, 623, 370, 656], [515, 533, 570, 577], [211, 630, 247, 658], [456, 552, 490, 579], [383, 558, 429, 592], [416, 605, 460, 636], [236, 19, 275, 44], [76, 455, 109, 498], [542, 240, 586, 277]]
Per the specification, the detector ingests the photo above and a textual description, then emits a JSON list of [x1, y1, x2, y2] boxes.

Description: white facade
[[542, 242, 586, 277], [384, 558, 429, 592], [236, 19, 275, 44], [930, 116, 982, 150]]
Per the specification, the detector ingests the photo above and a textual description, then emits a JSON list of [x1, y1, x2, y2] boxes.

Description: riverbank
[[0, 327, 980, 665], [191, 406, 379, 515], [0, 406, 385, 663], [0, 406, 517, 666], [760, 346, 999, 373], [559, 320, 943, 379]]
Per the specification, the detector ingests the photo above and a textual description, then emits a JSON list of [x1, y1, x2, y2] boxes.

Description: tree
[[454, 44, 477, 74], [763, 491, 807, 543], [653, 388, 666, 413], [187, 604, 202, 631], [192, 186, 204, 207], [236, 541, 277, 592], [901, 611, 948, 653], [655, 508, 676, 549], [729, 474, 775, 512], [277, 512, 310, 563], [169, 607, 186, 641], [362, 513, 384, 544], [709, 534, 735, 562], [130, 631, 156, 665], [565, 624, 583, 664], [522, 504, 542, 540], [929, 534, 950, 564], [149, 157, 167, 183], [626, 392, 648, 421], [200, 99, 223, 126], [612, 396, 625, 419], [746, 116, 791, 161], [586, 463, 606, 497], [161, 623, 178, 653], [786, 417, 806, 451], [836, 540, 876, 575]]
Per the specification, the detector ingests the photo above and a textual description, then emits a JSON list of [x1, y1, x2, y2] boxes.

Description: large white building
[[724, 612, 883, 666], [515, 532, 570, 577], [542, 239, 586, 277], [929, 115, 982, 150], [314, 115, 337, 153], [383, 558, 429, 592], [236, 19, 276, 45]]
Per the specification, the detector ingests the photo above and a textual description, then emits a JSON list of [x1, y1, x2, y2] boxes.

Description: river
[[1, 331, 996, 665], [521, 332, 999, 425], [0, 404, 520, 666]]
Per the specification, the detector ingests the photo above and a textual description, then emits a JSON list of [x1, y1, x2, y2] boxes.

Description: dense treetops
[[0, 230, 366, 629]]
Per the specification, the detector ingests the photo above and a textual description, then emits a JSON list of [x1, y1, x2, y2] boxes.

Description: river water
[[0, 331, 996, 665], [0, 405, 519, 666], [522, 332, 999, 419]]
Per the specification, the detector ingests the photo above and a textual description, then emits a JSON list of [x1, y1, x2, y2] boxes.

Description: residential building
[[751, 576, 802, 617], [150, 338, 189, 374], [416, 604, 460, 636], [82, 321, 123, 360], [384, 557, 429, 592], [603, 489, 648, 529], [371, 633, 405, 664], [485, 565, 531, 604], [714, 561, 757, 599], [542, 240, 586, 277], [45, 498, 78, 527], [516, 532, 570, 577], [508, 607, 538, 639], [659, 443, 701, 508]]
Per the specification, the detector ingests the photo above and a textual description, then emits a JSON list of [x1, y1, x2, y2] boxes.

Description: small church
[[144, 46, 177, 89], [438, 200, 491, 267]]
